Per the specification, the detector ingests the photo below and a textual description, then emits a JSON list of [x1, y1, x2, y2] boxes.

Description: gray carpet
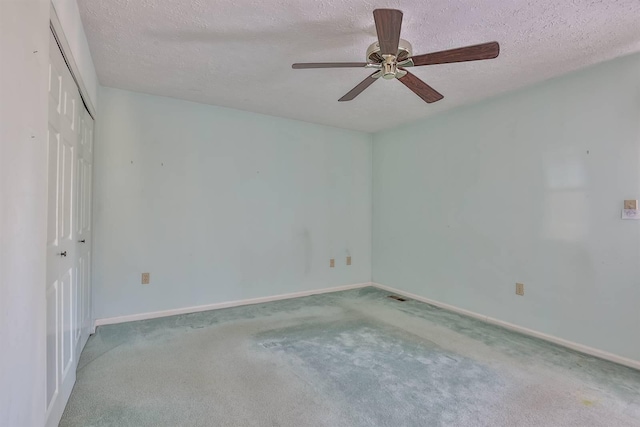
[[60, 287, 640, 426]]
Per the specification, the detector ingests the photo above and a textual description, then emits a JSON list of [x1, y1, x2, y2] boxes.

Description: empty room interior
[[2, 1, 640, 426]]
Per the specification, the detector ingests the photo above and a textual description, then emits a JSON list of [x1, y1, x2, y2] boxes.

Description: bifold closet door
[[45, 29, 93, 427], [76, 106, 94, 352]]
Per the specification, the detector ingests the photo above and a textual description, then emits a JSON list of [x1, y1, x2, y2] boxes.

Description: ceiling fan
[[292, 9, 500, 104]]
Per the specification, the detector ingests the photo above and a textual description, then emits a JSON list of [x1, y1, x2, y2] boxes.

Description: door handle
[[58, 251, 67, 257], [78, 239, 86, 243]]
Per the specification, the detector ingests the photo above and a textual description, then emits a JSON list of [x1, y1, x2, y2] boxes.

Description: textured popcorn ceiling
[[78, 0, 640, 132]]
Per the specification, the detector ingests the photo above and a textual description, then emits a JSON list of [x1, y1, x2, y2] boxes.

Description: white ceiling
[[78, 0, 640, 132]]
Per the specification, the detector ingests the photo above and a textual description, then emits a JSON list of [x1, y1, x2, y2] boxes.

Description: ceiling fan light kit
[[292, 9, 500, 104]]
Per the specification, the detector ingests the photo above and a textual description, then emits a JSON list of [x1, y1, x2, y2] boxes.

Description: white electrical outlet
[[622, 209, 640, 220]]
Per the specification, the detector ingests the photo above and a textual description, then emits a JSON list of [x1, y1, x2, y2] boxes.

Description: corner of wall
[[368, 132, 375, 283]]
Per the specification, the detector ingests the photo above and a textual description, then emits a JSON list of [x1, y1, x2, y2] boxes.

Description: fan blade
[[373, 9, 403, 56], [292, 62, 367, 69], [338, 72, 379, 102], [397, 71, 443, 103], [411, 42, 500, 66]]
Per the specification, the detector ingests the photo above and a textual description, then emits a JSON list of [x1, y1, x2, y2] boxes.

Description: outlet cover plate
[[516, 283, 524, 296], [622, 209, 640, 220], [142, 273, 150, 284]]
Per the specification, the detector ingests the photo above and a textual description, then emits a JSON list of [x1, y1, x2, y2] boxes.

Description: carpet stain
[[257, 319, 505, 426]]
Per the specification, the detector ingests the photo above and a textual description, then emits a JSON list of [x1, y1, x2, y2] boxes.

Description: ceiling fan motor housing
[[366, 39, 413, 64]]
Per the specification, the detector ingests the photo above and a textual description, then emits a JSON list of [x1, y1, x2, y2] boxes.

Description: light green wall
[[95, 54, 640, 363], [94, 87, 372, 319], [372, 53, 640, 362]]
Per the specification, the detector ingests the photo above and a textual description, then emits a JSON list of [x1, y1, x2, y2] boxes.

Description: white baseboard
[[93, 282, 370, 329], [371, 282, 640, 371], [92, 281, 639, 370]]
